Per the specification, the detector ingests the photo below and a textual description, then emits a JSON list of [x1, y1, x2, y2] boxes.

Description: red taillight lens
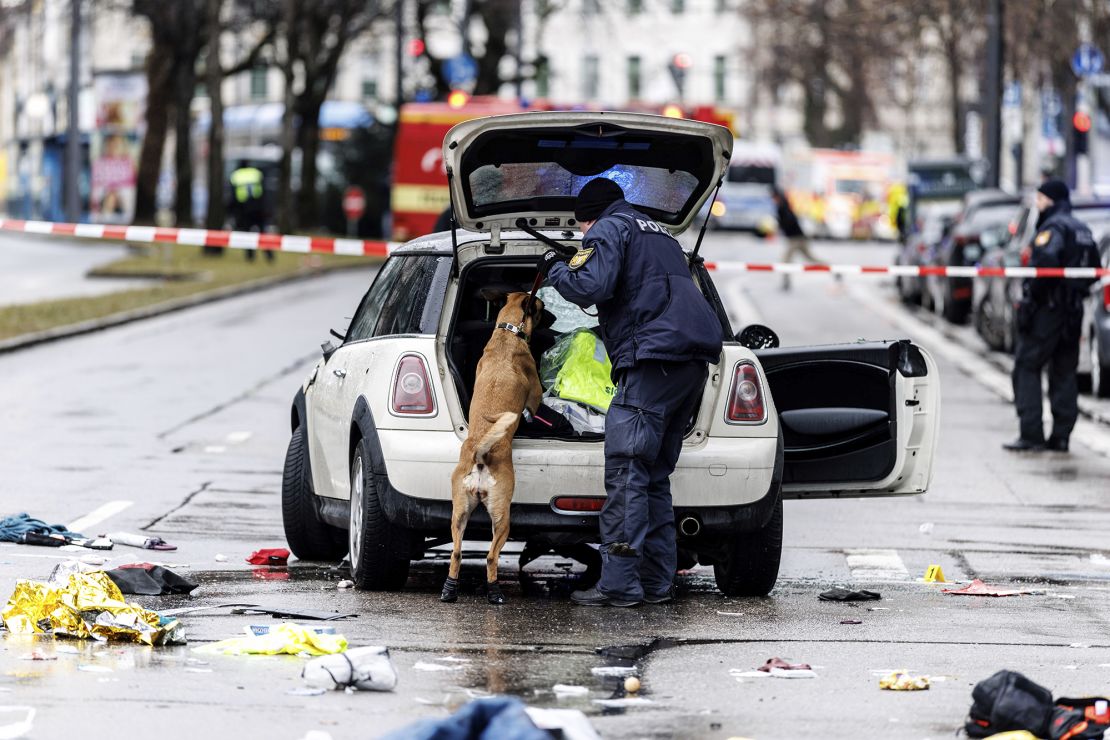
[[726, 362, 765, 423], [551, 497, 605, 513], [1103, 280, 1110, 310], [391, 354, 435, 415]]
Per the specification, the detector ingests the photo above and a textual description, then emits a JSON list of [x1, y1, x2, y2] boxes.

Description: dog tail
[[474, 412, 517, 463]]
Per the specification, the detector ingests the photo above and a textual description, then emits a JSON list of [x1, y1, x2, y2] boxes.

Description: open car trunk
[[446, 257, 609, 441]]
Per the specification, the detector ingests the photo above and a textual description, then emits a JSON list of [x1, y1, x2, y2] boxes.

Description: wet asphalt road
[[3, 232, 1110, 740]]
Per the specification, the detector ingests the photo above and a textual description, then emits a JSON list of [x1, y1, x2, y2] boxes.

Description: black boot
[[1002, 438, 1044, 452], [486, 581, 506, 605], [440, 576, 458, 603], [1045, 437, 1069, 452]]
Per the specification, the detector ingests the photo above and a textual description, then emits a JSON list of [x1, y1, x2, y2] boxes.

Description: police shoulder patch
[[568, 247, 595, 270], [1034, 230, 1052, 247]]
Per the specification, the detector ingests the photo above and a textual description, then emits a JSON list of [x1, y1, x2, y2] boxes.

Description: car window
[[346, 258, 405, 343], [962, 203, 1018, 232], [373, 256, 449, 336]]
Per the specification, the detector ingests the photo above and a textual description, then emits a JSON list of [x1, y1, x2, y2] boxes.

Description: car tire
[[349, 438, 411, 591], [712, 496, 783, 597], [282, 426, 347, 561]]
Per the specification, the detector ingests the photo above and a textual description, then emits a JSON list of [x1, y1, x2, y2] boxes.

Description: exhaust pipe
[[678, 516, 701, 537]]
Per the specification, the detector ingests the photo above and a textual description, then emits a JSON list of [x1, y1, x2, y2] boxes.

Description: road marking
[[226, 431, 252, 444], [204, 445, 227, 454], [847, 283, 1110, 458], [68, 500, 133, 533], [845, 548, 910, 581]]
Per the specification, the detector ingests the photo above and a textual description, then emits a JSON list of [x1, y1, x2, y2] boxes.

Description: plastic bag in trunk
[[540, 328, 616, 412]]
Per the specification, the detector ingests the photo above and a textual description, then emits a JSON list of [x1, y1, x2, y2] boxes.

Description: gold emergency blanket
[[878, 670, 930, 691], [1, 571, 183, 646]]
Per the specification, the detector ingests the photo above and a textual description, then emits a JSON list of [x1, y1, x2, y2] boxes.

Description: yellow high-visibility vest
[[230, 167, 263, 203]]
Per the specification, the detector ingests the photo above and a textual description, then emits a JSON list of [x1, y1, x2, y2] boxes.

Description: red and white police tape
[[0, 218, 398, 257], [1, 217, 1107, 279]]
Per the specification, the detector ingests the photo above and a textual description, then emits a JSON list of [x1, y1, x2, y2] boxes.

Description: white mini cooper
[[282, 111, 940, 595]]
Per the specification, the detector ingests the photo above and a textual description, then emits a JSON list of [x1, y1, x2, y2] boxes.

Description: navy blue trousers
[[598, 360, 708, 602]]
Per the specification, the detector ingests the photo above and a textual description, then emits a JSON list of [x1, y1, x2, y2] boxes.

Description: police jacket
[[547, 199, 724, 372], [1025, 201, 1098, 310]]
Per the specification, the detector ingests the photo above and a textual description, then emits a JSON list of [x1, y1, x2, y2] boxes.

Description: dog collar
[[496, 322, 529, 342]]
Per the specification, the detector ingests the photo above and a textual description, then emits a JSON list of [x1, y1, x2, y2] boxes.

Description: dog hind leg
[[484, 471, 514, 605], [442, 483, 478, 603]]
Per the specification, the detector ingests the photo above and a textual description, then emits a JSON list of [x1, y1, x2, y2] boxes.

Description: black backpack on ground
[[965, 670, 1054, 738]]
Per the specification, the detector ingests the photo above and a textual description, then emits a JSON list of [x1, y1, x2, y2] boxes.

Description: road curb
[[0, 264, 366, 356]]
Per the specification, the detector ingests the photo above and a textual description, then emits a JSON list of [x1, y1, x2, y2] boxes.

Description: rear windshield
[[469, 163, 699, 217], [962, 203, 1018, 232]]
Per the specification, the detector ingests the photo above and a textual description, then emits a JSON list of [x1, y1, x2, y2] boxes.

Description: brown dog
[[440, 292, 545, 605]]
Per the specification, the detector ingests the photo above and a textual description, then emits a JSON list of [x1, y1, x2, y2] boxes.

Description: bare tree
[[412, 0, 523, 100], [273, 0, 386, 232]]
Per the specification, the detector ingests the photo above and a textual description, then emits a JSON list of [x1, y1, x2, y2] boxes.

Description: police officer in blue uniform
[[538, 178, 724, 606], [1005, 180, 1099, 453]]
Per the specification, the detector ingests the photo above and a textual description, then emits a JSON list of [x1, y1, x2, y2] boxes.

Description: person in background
[[1005, 179, 1099, 453], [228, 160, 272, 263], [772, 187, 826, 290]]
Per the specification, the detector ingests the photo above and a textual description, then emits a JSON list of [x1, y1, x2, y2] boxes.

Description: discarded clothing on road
[[943, 579, 1040, 598], [964, 669, 1109, 739], [106, 564, 198, 596], [0, 513, 85, 543], [818, 587, 881, 602], [1, 571, 184, 646], [380, 697, 551, 740], [879, 670, 930, 691], [302, 646, 397, 691], [754, 657, 818, 678], [246, 547, 290, 565], [194, 622, 347, 657]]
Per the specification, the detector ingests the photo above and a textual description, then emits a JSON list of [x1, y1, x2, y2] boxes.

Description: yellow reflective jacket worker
[[229, 165, 264, 204]]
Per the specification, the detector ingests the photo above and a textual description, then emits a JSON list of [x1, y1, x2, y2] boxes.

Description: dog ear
[[536, 308, 557, 331], [479, 287, 508, 303]]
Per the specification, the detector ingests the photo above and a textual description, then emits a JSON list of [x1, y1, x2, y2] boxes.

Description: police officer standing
[[1005, 180, 1098, 453], [228, 159, 272, 263], [538, 178, 724, 607]]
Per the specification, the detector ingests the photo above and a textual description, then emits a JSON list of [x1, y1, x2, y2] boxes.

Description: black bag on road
[[965, 670, 1054, 738]]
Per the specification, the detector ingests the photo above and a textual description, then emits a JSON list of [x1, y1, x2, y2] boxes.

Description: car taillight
[[726, 362, 765, 423], [1103, 280, 1110, 310], [391, 354, 435, 415], [551, 497, 605, 513]]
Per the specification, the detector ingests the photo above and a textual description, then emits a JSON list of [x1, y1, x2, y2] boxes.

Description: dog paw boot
[[440, 577, 459, 603], [486, 581, 506, 605]]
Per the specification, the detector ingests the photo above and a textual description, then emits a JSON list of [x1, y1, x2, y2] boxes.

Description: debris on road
[[840, 619, 863, 625], [590, 666, 637, 677], [879, 671, 930, 691], [230, 606, 357, 621], [624, 677, 641, 694], [213, 554, 228, 562], [413, 661, 464, 672], [716, 610, 743, 616], [964, 670, 1055, 738], [381, 697, 560, 739], [160, 603, 261, 617], [918, 522, 934, 535], [302, 646, 398, 691], [942, 580, 1041, 597], [246, 548, 290, 565], [552, 684, 590, 697], [336, 580, 354, 589], [758, 658, 813, 673], [818, 588, 881, 602], [108, 532, 177, 551], [0, 513, 84, 543], [2, 571, 184, 645], [593, 697, 654, 708], [194, 623, 347, 657], [105, 564, 198, 595]]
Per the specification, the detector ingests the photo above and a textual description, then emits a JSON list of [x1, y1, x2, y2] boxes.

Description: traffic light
[[1074, 111, 1091, 155], [668, 53, 692, 98]]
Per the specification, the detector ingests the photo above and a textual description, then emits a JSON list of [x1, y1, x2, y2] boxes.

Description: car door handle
[[332, 368, 347, 378]]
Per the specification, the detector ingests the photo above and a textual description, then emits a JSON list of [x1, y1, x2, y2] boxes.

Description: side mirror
[[736, 324, 780, 349], [321, 341, 337, 362]]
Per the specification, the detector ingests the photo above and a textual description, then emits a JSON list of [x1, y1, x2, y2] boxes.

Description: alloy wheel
[[349, 455, 364, 571]]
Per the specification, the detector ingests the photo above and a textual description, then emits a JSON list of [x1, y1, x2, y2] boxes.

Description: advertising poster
[[91, 73, 146, 224]]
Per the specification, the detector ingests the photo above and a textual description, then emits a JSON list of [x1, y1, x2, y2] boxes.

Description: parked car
[[280, 112, 940, 598], [925, 190, 1020, 324], [974, 198, 1110, 356], [895, 204, 959, 306], [1080, 227, 1110, 397], [704, 141, 780, 233]]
